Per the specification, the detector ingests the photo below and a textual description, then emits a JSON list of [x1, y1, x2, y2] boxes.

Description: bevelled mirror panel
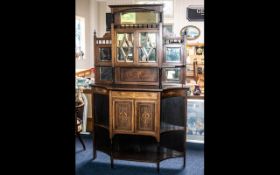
[[100, 67, 113, 81], [138, 32, 157, 62], [165, 68, 180, 81], [99, 48, 112, 61], [117, 33, 134, 62], [165, 47, 181, 62], [120, 12, 159, 24]]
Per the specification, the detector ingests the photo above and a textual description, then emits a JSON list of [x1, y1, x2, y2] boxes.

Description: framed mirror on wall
[[180, 25, 200, 40]]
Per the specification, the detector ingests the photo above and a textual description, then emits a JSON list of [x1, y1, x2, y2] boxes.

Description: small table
[[76, 68, 92, 77]]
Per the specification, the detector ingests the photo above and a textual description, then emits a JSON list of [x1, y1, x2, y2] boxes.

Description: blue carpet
[[76, 135, 204, 175]]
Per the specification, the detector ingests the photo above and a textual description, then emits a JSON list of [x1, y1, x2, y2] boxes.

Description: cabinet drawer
[[115, 67, 159, 85], [111, 91, 134, 98], [134, 92, 158, 99], [120, 68, 158, 82], [111, 91, 158, 99]]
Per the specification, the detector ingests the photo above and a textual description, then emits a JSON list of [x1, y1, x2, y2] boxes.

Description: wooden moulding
[[109, 4, 163, 14], [111, 91, 158, 99], [161, 88, 187, 98], [92, 87, 109, 95]]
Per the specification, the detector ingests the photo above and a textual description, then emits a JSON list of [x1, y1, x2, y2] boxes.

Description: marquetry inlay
[[120, 68, 158, 82], [140, 107, 152, 128], [136, 102, 155, 131], [119, 110, 128, 125], [114, 100, 133, 131]]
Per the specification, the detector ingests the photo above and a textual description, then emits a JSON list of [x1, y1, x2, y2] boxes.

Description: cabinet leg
[[92, 149, 97, 160], [157, 162, 160, 174], [183, 139, 186, 168], [77, 133, 86, 150], [110, 157, 114, 169], [157, 142, 160, 173], [183, 153, 186, 168], [92, 133, 96, 160], [110, 139, 114, 169]]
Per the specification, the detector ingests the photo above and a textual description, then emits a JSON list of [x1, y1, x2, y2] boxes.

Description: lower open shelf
[[113, 147, 184, 163], [94, 134, 185, 164]]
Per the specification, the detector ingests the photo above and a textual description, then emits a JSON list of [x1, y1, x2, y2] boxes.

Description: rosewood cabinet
[[91, 4, 187, 173]]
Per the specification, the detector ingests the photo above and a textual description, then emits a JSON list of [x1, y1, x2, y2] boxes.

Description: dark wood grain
[[120, 67, 158, 82]]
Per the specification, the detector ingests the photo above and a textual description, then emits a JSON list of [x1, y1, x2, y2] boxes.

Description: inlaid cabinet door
[[112, 99, 134, 133], [135, 100, 158, 135]]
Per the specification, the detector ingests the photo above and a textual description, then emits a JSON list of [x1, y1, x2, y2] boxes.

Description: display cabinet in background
[[186, 43, 204, 94], [187, 98, 204, 143], [185, 43, 204, 144]]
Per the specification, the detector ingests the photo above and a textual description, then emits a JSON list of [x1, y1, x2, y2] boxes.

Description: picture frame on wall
[[186, 5, 204, 21], [195, 46, 204, 55], [186, 64, 195, 77]]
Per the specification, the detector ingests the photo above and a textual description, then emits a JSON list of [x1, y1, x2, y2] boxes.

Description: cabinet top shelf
[[109, 4, 163, 9], [109, 4, 163, 16], [187, 43, 204, 47], [91, 83, 188, 92]]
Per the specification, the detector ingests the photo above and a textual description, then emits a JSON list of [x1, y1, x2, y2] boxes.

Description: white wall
[[76, 0, 91, 69], [173, 0, 204, 44], [97, 0, 204, 44], [77, 0, 204, 69], [76, 0, 99, 69], [89, 0, 99, 67], [96, 0, 135, 37], [97, 1, 107, 36]]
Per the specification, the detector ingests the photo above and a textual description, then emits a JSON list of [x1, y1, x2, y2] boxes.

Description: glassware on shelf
[[76, 76, 93, 89], [75, 47, 84, 59], [193, 85, 201, 96]]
